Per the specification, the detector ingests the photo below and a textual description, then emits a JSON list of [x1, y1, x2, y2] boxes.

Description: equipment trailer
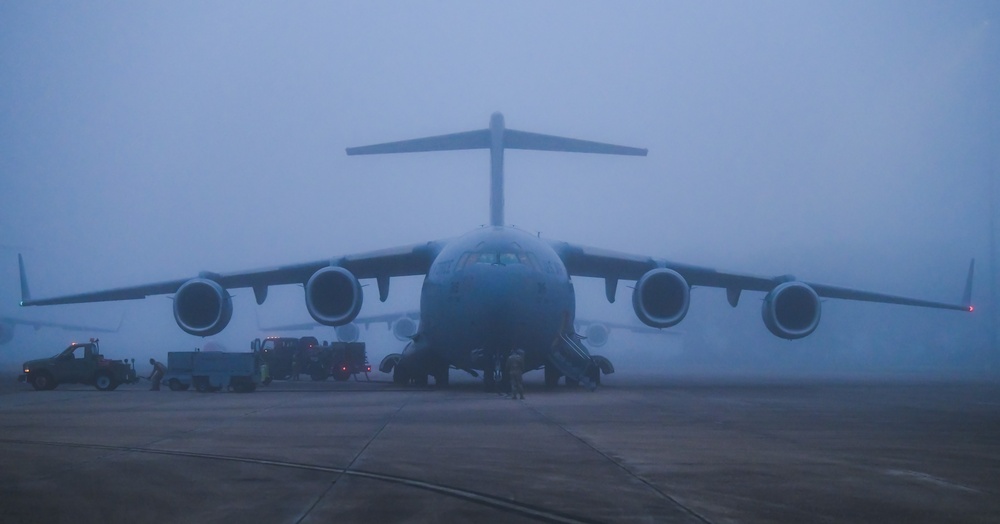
[[161, 351, 260, 393]]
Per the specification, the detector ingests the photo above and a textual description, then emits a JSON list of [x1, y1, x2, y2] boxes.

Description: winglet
[[962, 258, 975, 311], [18, 254, 31, 305]]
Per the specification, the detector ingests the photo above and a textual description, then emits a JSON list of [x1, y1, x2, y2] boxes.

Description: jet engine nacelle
[[393, 317, 418, 341], [0, 321, 13, 345], [632, 268, 690, 328], [761, 281, 822, 340], [173, 278, 233, 337], [584, 323, 609, 347], [305, 266, 363, 327], [335, 323, 360, 343]]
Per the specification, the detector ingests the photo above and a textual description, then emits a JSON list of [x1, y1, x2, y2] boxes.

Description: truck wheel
[[31, 372, 56, 391], [94, 372, 115, 391], [232, 380, 256, 393], [168, 379, 189, 391]]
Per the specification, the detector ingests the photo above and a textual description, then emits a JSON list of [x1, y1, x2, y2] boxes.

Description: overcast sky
[[1, 1, 997, 377]]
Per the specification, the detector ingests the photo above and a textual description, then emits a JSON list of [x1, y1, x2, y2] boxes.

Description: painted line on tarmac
[[0, 438, 601, 524], [525, 405, 715, 524], [884, 469, 982, 493]]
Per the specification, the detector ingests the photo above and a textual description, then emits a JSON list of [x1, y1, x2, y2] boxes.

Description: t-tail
[[346, 112, 647, 227]]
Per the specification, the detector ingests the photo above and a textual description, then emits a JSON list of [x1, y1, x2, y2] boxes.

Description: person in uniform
[[291, 350, 301, 381], [148, 358, 167, 391], [506, 348, 525, 400]]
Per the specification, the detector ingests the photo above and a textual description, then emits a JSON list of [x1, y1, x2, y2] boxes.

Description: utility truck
[[19, 338, 137, 391]]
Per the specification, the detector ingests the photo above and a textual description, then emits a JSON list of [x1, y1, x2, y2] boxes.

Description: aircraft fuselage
[[420, 227, 574, 371]]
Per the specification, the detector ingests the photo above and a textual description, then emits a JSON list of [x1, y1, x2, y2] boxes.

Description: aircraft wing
[[261, 311, 420, 332], [1, 315, 119, 333], [19, 242, 446, 307], [576, 317, 680, 335], [550, 241, 973, 311]]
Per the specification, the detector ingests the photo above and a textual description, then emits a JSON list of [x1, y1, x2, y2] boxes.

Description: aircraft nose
[[471, 268, 534, 325]]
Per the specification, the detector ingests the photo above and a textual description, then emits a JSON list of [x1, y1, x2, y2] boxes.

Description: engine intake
[[173, 278, 233, 337], [584, 323, 609, 347], [393, 317, 418, 341], [761, 282, 821, 339], [305, 267, 363, 326], [632, 268, 690, 328], [335, 323, 360, 343]]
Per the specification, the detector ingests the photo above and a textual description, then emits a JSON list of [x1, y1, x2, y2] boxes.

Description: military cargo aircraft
[[18, 113, 973, 388]]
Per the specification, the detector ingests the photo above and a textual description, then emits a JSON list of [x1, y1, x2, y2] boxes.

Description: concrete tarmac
[[0, 374, 997, 523]]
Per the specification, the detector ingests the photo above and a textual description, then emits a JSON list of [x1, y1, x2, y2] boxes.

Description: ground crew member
[[291, 350, 301, 381], [506, 349, 525, 400], [148, 358, 166, 391]]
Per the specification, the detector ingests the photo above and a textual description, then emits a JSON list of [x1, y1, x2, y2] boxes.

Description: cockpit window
[[498, 253, 519, 265], [476, 253, 499, 264], [459, 251, 537, 269]]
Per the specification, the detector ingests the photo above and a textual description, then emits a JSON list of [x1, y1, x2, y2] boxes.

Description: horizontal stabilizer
[[346, 128, 647, 157], [347, 130, 489, 155], [504, 129, 647, 156]]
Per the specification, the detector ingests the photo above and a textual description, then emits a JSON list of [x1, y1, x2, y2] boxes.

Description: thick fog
[[1, 2, 997, 379]]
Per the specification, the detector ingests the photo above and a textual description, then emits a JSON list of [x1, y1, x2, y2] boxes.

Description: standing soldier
[[291, 349, 301, 381], [148, 358, 167, 391], [506, 349, 525, 400]]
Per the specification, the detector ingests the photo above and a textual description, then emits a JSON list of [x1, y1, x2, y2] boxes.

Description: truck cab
[[251, 337, 370, 382]]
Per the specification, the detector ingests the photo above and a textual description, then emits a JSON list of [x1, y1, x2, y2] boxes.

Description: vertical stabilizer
[[488, 113, 506, 227], [346, 112, 647, 227]]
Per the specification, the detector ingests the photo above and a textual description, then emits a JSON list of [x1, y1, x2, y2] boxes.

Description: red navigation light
[[969, 305, 974, 312]]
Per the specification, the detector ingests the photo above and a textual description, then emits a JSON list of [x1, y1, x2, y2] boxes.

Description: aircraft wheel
[[392, 368, 407, 385], [31, 372, 56, 391], [194, 377, 212, 393], [433, 368, 449, 387], [94, 372, 115, 391], [587, 365, 601, 386], [544, 365, 560, 388]]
